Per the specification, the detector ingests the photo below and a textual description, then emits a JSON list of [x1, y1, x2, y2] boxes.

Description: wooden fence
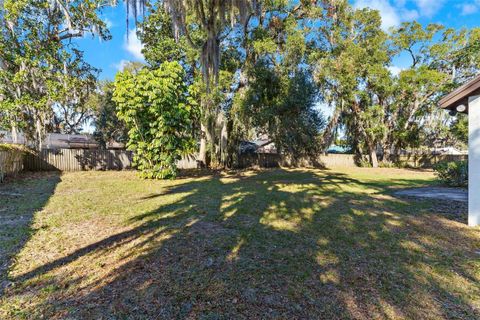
[[396, 154, 468, 168], [237, 153, 468, 169], [237, 153, 283, 168], [22, 149, 200, 171], [23, 149, 134, 171], [282, 154, 357, 168], [0, 149, 24, 181], [17, 148, 470, 172]]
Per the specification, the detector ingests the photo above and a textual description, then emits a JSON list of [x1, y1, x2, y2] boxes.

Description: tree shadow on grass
[[4, 169, 480, 319], [0, 172, 61, 296]]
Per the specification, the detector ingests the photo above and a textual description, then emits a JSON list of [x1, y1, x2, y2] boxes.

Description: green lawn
[[1, 168, 479, 319]]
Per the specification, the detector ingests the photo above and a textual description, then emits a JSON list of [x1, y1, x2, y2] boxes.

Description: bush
[[358, 158, 373, 168], [0, 143, 28, 152], [433, 160, 468, 187], [113, 62, 197, 179]]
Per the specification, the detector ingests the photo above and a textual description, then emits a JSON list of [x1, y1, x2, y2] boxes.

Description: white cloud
[[412, 0, 445, 17], [113, 59, 130, 71], [388, 66, 403, 76], [459, 1, 480, 15], [354, 0, 444, 31], [401, 8, 420, 21], [461, 4, 478, 15], [124, 29, 144, 61], [104, 18, 115, 29], [354, 0, 400, 30]]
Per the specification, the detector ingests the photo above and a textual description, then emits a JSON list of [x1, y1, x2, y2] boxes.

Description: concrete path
[[394, 187, 468, 202]]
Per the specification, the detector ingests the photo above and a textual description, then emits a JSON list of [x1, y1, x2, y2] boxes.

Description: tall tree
[[384, 22, 480, 160], [0, 0, 109, 149], [310, 3, 391, 167], [138, 1, 328, 166]]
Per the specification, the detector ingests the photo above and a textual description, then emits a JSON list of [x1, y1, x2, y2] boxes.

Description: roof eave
[[439, 75, 480, 111]]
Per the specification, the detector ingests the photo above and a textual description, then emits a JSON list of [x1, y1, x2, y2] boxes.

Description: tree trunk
[[35, 117, 43, 151], [320, 103, 342, 153], [11, 122, 18, 144], [383, 146, 391, 163], [199, 122, 208, 168], [369, 145, 378, 168], [220, 114, 228, 168]]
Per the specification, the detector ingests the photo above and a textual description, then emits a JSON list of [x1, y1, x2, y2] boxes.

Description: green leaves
[[236, 60, 324, 158], [0, 0, 109, 148], [433, 160, 468, 188], [113, 61, 197, 179]]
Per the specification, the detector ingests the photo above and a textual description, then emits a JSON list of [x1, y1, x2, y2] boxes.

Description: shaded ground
[[0, 172, 61, 294], [0, 168, 479, 319], [394, 187, 468, 202]]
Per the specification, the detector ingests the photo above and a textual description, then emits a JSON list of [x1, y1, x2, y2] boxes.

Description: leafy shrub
[[433, 160, 468, 187], [0, 143, 28, 152], [113, 62, 197, 179], [378, 161, 411, 169], [358, 158, 373, 168], [378, 161, 396, 168]]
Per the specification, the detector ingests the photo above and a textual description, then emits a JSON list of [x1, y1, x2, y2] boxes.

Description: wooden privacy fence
[[0, 149, 24, 181], [23, 149, 200, 171], [281, 154, 357, 168], [24, 149, 134, 171], [238, 153, 468, 169], [396, 154, 468, 168], [20, 148, 470, 172], [237, 153, 358, 168], [237, 153, 283, 168]]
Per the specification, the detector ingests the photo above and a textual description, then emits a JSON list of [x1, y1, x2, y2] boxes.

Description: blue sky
[[75, 0, 480, 81], [74, 0, 479, 133]]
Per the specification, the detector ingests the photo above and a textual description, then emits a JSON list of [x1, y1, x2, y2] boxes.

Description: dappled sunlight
[[400, 239, 425, 253], [220, 191, 252, 220], [1, 169, 479, 319], [385, 218, 404, 227], [260, 199, 317, 231], [260, 215, 299, 231], [319, 269, 340, 284], [226, 238, 245, 262], [315, 251, 339, 267]]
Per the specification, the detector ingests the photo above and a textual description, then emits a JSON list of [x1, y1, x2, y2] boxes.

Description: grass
[[0, 168, 479, 319]]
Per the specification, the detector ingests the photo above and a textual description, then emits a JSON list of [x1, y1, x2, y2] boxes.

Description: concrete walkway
[[394, 187, 468, 202]]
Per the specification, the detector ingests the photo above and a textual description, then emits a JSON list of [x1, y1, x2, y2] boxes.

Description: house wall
[[468, 95, 480, 226]]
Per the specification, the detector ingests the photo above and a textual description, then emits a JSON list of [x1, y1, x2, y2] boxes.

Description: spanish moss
[[127, 0, 256, 90]]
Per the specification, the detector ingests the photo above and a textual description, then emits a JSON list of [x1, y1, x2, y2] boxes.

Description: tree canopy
[[0, 0, 110, 149], [1, 0, 479, 175]]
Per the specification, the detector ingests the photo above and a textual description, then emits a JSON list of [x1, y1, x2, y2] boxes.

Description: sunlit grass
[[1, 168, 479, 319]]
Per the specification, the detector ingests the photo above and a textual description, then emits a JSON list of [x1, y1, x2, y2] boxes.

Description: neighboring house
[[239, 138, 277, 154], [430, 147, 468, 155], [0, 130, 125, 150], [255, 139, 277, 153]]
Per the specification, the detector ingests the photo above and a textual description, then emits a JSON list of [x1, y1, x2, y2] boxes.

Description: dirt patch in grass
[[0, 168, 479, 319]]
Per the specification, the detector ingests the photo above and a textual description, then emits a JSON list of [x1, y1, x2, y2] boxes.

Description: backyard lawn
[[0, 168, 479, 319]]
